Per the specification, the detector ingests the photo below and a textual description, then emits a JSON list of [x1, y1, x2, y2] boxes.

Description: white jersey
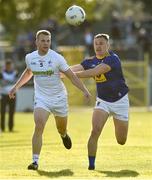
[[25, 49, 69, 100]]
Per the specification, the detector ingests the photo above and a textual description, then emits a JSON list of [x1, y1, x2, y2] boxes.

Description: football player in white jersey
[[9, 30, 91, 170]]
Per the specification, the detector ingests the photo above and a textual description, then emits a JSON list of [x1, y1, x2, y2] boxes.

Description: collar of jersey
[[96, 52, 110, 60]]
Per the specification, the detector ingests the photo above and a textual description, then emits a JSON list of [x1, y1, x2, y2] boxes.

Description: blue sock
[[88, 156, 95, 167]]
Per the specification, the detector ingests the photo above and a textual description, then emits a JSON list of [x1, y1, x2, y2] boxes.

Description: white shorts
[[34, 95, 68, 117], [95, 94, 129, 121]]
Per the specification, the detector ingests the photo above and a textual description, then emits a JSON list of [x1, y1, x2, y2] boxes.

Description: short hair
[[5, 59, 12, 65], [36, 30, 51, 39], [94, 33, 109, 41]]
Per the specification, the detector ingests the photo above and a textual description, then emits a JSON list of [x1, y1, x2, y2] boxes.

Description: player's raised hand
[[9, 87, 17, 99]]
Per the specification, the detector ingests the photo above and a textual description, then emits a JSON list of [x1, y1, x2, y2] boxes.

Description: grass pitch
[[0, 107, 152, 180]]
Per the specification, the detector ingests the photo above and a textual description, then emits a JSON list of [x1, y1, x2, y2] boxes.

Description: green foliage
[[0, 0, 18, 34], [0, 0, 96, 38], [0, 110, 152, 179], [0, 0, 150, 41], [131, 0, 152, 13]]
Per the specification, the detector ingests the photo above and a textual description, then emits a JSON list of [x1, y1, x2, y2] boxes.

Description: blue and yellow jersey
[[81, 51, 129, 102]]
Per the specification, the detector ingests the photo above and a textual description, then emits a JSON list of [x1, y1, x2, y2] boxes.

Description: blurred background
[[0, 0, 152, 111]]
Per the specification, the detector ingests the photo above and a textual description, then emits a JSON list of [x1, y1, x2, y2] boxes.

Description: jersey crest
[[94, 74, 107, 82]]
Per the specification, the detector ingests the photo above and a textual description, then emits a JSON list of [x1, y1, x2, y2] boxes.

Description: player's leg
[[53, 95, 71, 149], [112, 94, 129, 145], [54, 116, 72, 149], [28, 108, 50, 170], [113, 118, 128, 145], [88, 109, 109, 170], [1, 95, 7, 132], [32, 108, 50, 154], [8, 97, 16, 132]]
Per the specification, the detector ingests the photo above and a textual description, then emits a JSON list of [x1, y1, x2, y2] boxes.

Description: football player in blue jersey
[[71, 33, 129, 170]]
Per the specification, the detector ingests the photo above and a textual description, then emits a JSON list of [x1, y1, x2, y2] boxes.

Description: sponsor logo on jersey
[[95, 74, 107, 82], [32, 70, 54, 76]]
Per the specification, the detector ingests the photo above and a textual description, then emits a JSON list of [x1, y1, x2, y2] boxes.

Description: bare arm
[[9, 68, 33, 98], [64, 68, 91, 99], [70, 64, 84, 72], [60, 64, 84, 78], [75, 63, 111, 78]]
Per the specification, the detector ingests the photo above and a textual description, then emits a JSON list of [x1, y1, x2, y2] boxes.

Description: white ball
[[65, 5, 86, 26]]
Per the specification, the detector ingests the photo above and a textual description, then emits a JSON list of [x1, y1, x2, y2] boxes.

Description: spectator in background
[[14, 31, 27, 61], [0, 48, 5, 61], [26, 31, 35, 53], [0, 60, 18, 132], [137, 28, 151, 57], [84, 28, 94, 56], [125, 31, 136, 48], [110, 12, 121, 47]]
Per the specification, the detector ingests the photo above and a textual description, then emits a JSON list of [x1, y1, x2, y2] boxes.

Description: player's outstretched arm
[[9, 68, 33, 99], [70, 64, 84, 72], [76, 63, 111, 78], [61, 64, 84, 79], [64, 68, 91, 100]]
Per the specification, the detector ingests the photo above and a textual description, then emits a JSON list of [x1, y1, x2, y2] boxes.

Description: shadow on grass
[[1, 130, 19, 134], [37, 169, 74, 178], [97, 169, 139, 177]]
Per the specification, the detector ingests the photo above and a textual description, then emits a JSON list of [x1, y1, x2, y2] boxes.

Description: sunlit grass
[[0, 107, 152, 179]]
